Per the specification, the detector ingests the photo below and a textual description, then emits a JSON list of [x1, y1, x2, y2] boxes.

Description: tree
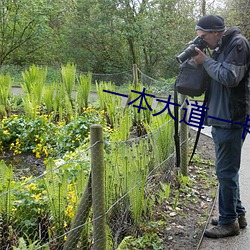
[[221, 0, 250, 39], [0, 0, 50, 65], [0, 0, 230, 79], [66, 0, 200, 78]]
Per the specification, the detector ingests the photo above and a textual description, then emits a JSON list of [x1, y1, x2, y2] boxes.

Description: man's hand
[[192, 47, 207, 64]]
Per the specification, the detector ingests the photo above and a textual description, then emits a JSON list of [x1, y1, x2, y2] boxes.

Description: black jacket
[[204, 26, 250, 128]]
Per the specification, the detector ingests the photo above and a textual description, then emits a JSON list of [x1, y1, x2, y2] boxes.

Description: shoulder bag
[[175, 58, 209, 97]]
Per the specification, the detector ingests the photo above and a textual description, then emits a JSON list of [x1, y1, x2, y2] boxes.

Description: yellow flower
[[14, 149, 22, 155], [12, 207, 17, 212], [43, 147, 49, 157], [3, 130, 9, 135], [65, 205, 74, 218], [10, 143, 14, 150], [36, 152, 41, 159], [26, 183, 37, 191], [71, 195, 76, 204], [21, 176, 32, 181], [32, 193, 42, 201]]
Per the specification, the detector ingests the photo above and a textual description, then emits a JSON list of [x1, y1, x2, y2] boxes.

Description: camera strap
[[174, 82, 180, 168], [188, 90, 208, 165]]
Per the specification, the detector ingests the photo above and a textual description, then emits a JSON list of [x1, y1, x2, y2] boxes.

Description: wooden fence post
[[180, 94, 188, 176], [133, 64, 138, 87], [91, 124, 106, 250]]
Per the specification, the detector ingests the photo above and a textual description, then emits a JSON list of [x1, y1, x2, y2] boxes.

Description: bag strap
[[174, 81, 180, 168], [188, 90, 208, 165]]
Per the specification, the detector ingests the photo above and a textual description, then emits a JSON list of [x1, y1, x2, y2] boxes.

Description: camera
[[176, 36, 208, 64]]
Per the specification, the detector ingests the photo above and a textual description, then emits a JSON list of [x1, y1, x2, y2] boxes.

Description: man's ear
[[216, 31, 224, 38]]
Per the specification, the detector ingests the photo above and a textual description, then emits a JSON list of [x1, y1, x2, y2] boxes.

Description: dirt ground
[[159, 129, 217, 250]]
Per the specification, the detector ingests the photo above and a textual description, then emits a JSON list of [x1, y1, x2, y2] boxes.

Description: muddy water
[[1, 153, 45, 180]]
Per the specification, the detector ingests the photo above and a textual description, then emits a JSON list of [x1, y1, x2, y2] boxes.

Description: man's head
[[195, 15, 225, 49]]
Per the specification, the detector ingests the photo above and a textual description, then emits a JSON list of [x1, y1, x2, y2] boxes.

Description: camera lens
[[176, 44, 198, 63]]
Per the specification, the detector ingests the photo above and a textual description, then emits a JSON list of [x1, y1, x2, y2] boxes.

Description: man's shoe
[[204, 222, 240, 238], [238, 215, 248, 228], [211, 214, 247, 229]]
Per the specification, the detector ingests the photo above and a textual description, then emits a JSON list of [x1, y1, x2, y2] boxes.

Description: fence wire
[[0, 67, 190, 249], [137, 67, 174, 93], [0, 117, 191, 249]]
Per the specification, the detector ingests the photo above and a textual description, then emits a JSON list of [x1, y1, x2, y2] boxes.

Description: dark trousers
[[211, 126, 246, 225]]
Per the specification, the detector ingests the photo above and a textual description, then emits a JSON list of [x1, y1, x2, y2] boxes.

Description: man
[[192, 15, 250, 238]]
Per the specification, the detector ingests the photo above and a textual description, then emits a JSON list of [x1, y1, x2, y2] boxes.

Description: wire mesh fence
[[138, 68, 175, 93], [0, 65, 191, 249], [0, 118, 187, 249], [1, 64, 174, 94]]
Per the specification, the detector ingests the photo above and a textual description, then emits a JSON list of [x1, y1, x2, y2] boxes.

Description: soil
[[0, 152, 45, 180]]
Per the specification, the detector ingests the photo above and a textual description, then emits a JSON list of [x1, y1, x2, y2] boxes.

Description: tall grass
[[0, 73, 12, 116], [128, 83, 154, 126], [145, 112, 175, 164], [43, 85, 56, 114], [76, 72, 92, 111], [21, 65, 47, 118], [61, 63, 76, 102], [43, 159, 68, 228], [0, 161, 14, 222], [52, 83, 73, 122], [105, 138, 152, 225], [96, 81, 123, 128], [96, 81, 116, 111]]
